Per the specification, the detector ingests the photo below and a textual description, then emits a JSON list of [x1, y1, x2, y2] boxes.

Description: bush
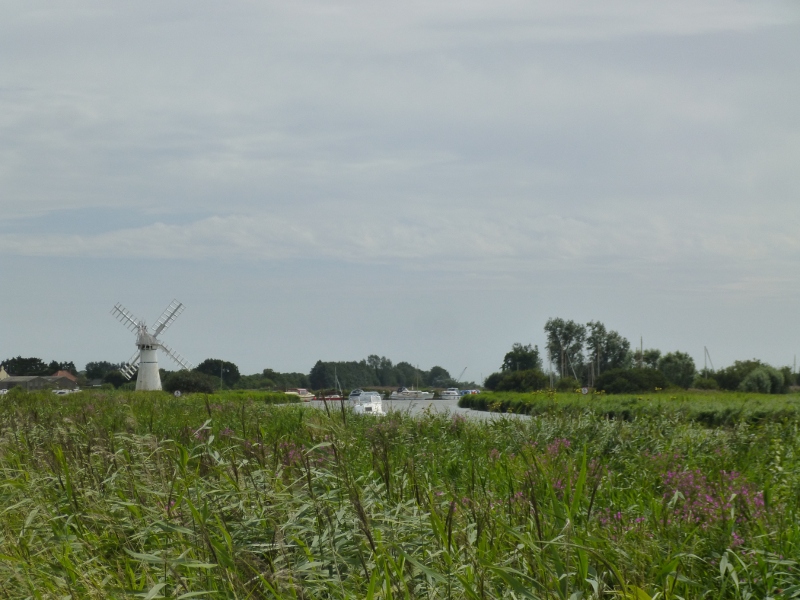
[[739, 366, 786, 394], [556, 376, 580, 392], [595, 368, 668, 394], [103, 371, 128, 389], [713, 360, 762, 390], [483, 372, 504, 391], [3, 386, 28, 399], [692, 376, 719, 390], [495, 369, 549, 392], [163, 370, 218, 394]]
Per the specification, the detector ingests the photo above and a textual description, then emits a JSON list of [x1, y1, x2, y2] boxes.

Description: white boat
[[389, 387, 434, 400], [348, 389, 385, 415], [439, 388, 461, 400], [285, 388, 316, 402]]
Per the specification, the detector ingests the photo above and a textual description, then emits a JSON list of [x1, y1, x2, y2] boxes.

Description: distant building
[[0, 376, 78, 392], [52, 370, 78, 383]]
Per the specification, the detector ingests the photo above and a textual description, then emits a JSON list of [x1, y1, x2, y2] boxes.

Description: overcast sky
[[1, 1, 799, 380]]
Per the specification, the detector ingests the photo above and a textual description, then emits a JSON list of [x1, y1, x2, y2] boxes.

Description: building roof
[[53, 370, 78, 382]]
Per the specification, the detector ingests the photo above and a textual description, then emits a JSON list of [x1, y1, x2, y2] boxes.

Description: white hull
[[136, 348, 162, 391], [439, 388, 460, 401], [349, 390, 385, 416], [389, 388, 434, 400]]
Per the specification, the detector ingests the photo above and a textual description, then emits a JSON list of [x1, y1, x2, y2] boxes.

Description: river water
[[304, 397, 527, 420]]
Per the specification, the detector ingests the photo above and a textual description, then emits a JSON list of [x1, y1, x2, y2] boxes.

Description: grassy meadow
[[0, 389, 799, 598]]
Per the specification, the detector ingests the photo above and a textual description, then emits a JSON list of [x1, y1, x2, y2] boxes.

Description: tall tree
[[501, 343, 542, 372], [657, 351, 696, 388], [85, 361, 124, 380], [394, 362, 421, 387], [195, 358, 241, 388], [426, 366, 451, 386], [585, 322, 631, 374], [633, 348, 661, 369], [48, 360, 77, 375], [309, 361, 334, 389], [1, 356, 50, 376], [544, 319, 586, 379], [366, 355, 396, 386]]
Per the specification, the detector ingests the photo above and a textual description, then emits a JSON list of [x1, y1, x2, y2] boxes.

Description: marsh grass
[[459, 390, 800, 426], [0, 390, 798, 598]]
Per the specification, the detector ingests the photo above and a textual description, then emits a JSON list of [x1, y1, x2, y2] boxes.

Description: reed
[[0, 389, 797, 598]]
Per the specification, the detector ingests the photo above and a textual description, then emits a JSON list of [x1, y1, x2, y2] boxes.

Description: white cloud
[[1, 1, 799, 375]]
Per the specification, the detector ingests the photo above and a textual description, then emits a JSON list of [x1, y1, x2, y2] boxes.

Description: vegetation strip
[[0, 389, 797, 597]]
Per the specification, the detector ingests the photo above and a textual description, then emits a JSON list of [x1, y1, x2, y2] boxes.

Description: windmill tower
[[111, 299, 194, 391]]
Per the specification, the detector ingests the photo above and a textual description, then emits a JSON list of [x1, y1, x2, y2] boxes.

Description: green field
[[0, 389, 798, 598]]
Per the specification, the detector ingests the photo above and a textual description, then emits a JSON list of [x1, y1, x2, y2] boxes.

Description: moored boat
[[389, 387, 434, 400], [285, 388, 316, 402], [348, 389, 385, 415], [439, 388, 460, 400]]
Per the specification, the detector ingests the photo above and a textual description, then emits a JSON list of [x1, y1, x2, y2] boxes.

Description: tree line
[[1, 357, 78, 377], [2, 355, 468, 394], [485, 318, 798, 394]]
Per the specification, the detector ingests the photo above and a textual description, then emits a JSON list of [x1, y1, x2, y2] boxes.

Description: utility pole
[[640, 337, 643, 368]]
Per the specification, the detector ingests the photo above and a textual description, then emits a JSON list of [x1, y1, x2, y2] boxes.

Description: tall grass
[[459, 390, 800, 426], [0, 389, 797, 598]]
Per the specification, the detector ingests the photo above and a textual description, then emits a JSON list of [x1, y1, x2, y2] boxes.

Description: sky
[[1, 1, 799, 381]]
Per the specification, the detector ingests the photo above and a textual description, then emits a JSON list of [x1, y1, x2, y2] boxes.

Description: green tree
[[738, 366, 786, 394], [163, 370, 217, 394], [309, 360, 335, 390], [367, 355, 397, 386], [426, 366, 451, 386], [1, 356, 50, 376], [657, 351, 696, 388], [713, 360, 762, 390], [494, 369, 548, 392], [394, 362, 421, 387], [483, 372, 504, 391], [47, 360, 77, 375], [595, 368, 668, 394], [632, 348, 661, 369], [195, 359, 241, 389], [585, 322, 631, 373], [85, 361, 124, 380], [501, 343, 542, 372], [103, 371, 128, 389], [544, 318, 586, 379]]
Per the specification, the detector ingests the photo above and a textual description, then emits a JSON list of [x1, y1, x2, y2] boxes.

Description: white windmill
[[111, 299, 194, 391]]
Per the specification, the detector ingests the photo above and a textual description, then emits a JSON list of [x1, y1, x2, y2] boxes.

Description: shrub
[[692, 376, 719, 390], [494, 369, 548, 392], [556, 376, 580, 392], [163, 370, 217, 394], [739, 366, 786, 394], [483, 372, 505, 391], [713, 360, 762, 390], [595, 368, 668, 394], [103, 371, 128, 388]]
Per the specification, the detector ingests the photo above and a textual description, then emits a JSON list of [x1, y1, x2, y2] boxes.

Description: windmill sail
[[153, 300, 185, 337], [159, 341, 193, 371], [111, 304, 142, 332], [120, 351, 141, 380]]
